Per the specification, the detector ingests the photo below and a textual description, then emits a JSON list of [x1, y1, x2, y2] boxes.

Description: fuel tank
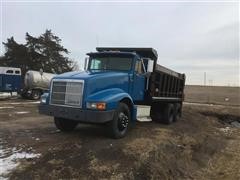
[[24, 70, 55, 90]]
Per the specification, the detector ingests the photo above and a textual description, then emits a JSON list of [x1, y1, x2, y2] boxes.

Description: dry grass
[[185, 85, 240, 106]]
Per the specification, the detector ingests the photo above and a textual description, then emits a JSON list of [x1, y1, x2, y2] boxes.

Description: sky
[[0, 0, 239, 86]]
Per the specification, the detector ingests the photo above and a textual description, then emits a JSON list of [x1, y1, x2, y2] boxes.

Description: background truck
[[39, 47, 185, 138], [0, 67, 55, 99], [21, 70, 55, 100], [0, 67, 22, 93]]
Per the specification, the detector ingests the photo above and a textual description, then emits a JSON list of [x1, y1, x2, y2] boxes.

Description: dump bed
[[149, 64, 185, 102]]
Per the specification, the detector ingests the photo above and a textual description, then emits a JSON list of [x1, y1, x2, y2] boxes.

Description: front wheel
[[54, 117, 78, 132], [108, 102, 131, 139]]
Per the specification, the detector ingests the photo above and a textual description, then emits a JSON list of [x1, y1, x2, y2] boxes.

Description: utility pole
[[209, 79, 213, 86], [204, 72, 206, 86]]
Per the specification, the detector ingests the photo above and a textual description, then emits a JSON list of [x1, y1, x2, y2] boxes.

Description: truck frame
[[39, 47, 185, 138]]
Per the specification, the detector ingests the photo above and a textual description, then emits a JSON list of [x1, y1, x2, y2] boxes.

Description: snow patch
[[1, 101, 40, 105], [14, 111, 29, 114], [231, 121, 240, 128], [0, 107, 14, 109], [219, 127, 232, 134], [0, 143, 40, 179], [9, 103, 21, 105], [29, 101, 40, 104]]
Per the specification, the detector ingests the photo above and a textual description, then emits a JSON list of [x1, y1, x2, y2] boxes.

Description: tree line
[[0, 29, 77, 75]]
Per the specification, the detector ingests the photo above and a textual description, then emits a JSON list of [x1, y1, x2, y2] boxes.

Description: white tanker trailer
[[21, 70, 55, 100]]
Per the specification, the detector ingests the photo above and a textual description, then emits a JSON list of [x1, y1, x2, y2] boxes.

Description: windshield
[[88, 56, 133, 71]]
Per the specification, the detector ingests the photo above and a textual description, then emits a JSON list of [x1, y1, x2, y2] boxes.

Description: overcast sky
[[1, 1, 239, 86]]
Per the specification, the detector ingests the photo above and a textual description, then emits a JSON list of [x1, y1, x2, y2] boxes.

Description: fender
[[86, 88, 134, 111]]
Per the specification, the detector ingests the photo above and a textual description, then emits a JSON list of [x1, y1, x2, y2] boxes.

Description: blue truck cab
[[0, 67, 22, 93], [39, 47, 185, 138]]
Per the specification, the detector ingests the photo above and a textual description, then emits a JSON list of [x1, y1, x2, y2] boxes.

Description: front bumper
[[39, 104, 115, 123]]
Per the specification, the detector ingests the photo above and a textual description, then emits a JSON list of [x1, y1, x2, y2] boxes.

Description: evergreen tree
[[1, 29, 75, 75], [0, 56, 7, 66], [2, 37, 30, 75]]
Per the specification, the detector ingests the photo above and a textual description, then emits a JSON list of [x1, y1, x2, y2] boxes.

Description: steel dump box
[[149, 64, 185, 102]]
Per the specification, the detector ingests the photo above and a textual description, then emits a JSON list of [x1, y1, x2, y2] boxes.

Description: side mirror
[[147, 59, 154, 73], [39, 68, 43, 76], [84, 57, 89, 70]]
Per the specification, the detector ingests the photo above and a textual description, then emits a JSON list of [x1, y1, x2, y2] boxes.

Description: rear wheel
[[150, 103, 175, 124], [150, 103, 164, 122], [174, 103, 182, 122], [54, 117, 78, 132], [162, 103, 174, 124], [108, 102, 130, 139], [30, 90, 41, 100], [20, 92, 28, 99]]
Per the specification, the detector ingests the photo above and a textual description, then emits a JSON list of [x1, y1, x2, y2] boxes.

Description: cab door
[[5, 70, 14, 91], [130, 59, 146, 101]]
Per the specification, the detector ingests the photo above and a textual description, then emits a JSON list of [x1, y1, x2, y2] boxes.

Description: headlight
[[87, 102, 106, 110], [40, 96, 47, 104], [40, 93, 48, 104]]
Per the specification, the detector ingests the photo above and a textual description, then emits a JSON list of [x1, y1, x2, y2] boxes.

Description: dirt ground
[[0, 98, 240, 180]]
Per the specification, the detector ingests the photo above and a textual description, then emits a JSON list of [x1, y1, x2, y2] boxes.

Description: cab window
[[6, 70, 13, 74], [89, 56, 132, 71], [90, 59, 101, 69], [135, 60, 144, 74], [15, 70, 20, 74]]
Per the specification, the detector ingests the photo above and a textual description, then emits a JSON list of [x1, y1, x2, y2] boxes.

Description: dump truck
[[39, 47, 185, 138]]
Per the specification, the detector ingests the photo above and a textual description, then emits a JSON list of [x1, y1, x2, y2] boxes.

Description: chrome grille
[[50, 80, 84, 107]]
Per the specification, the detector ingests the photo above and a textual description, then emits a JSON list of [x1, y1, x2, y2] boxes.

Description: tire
[[108, 102, 131, 139], [20, 92, 28, 99], [54, 117, 78, 132], [173, 103, 182, 122], [150, 103, 164, 122], [30, 90, 41, 100], [162, 103, 174, 124]]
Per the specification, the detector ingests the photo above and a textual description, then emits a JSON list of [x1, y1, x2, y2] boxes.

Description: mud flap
[[132, 105, 137, 122]]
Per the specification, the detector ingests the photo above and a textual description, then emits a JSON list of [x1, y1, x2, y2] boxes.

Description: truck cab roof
[[87, 47, 158, 61], [87, 51, 136, 58], [0, 67, 21, 75]]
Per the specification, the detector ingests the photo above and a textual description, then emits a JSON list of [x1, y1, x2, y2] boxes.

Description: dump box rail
[[149, 64, 185, 102]]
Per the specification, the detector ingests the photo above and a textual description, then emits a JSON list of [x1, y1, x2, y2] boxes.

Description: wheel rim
[[33, 93, 39, 98], [32, 91, 40, 99], [118, 112, 129, 131]]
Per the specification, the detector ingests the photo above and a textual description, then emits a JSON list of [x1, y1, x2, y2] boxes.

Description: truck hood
[[55, 70, 127, 80], [54, 70, 130, 95]]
